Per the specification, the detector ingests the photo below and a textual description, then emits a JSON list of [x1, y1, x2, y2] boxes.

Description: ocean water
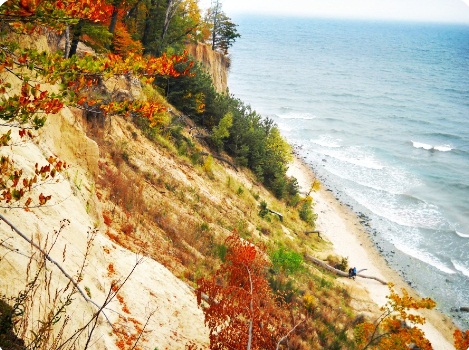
[[227, 15, 469, 327]]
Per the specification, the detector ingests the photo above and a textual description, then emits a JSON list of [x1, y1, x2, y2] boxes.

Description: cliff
[[186, 43, 230, 92], [0, 34, 309, 349], [2, 31, 419, 350]]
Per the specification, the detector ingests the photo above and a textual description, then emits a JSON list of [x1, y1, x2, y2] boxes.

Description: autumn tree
[[0, 0, 115, 56], [0, 0, 192, 212], [137, 0, 203, 55], [354, 284, 436, 350], [196, 234, 298, 350]]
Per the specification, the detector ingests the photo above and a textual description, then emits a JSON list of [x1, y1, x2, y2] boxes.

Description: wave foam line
[[394, 243, 456, 275], [452, 260, 469, 278], [456, 231, 469, 238]]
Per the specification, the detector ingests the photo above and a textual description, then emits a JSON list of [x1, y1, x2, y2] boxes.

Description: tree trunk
[[68, 19, 84, 57], [304, 254, 388, 285], [108, 2, 119, 35], [158, 0, 182, 54], [211, 0, 220, 50], [246, 265, 253, 350], [142, 0, 160, 51]]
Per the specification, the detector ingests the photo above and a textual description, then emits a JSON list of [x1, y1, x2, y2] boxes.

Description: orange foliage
[[454, 329, 469, 350], [112, 22, 143, 57], [0, 153, 67, 210], [196, 233, 290, 349], [1, 0, 113, 33], [113, 315, 142, 350], [103, 212, 112, 226], [354, 284, 436, 350]]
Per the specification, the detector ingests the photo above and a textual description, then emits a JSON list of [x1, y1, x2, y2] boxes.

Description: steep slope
[[1, 32, 376, 350], [0, 104, 210, 349]]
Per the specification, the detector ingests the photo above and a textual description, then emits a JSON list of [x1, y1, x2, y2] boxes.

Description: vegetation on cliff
[[1, 0, 468, 349]]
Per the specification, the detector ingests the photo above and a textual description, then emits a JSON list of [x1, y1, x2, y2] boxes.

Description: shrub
[[268, 274, 297, 304], [326, 255, 348, 272], [213, 243, 228, 262], [299, 198, 316, 225], [270, 247, 303, 274], [258, 200, 269, 218], [203, 155, 214, 177]]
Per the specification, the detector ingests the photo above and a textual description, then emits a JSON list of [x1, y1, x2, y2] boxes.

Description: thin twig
[[275, 319, 305, 350]]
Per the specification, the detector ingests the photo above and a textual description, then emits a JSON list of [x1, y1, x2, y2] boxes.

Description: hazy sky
[[200, 0, 469, 23]]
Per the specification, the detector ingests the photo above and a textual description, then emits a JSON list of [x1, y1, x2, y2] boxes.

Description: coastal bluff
[[0, 30, 462, 350], [186, 43, 230, 92]]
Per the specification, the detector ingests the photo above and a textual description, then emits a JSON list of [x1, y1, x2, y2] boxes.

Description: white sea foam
[[344, 186, 446, 229], [433, 144, 452, 152], [455, 231, 469, 238], [411, 141, 453, 152], [320, 148, 384, 170], [311, 135, 342, 148], [412, 141, 433, 150], [346, 156, 384, 170], [394, 243, 457, 275], [452, 260, 469, 278]]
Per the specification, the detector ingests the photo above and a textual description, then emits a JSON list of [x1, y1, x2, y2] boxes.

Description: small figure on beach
[[348, 267, 357, 280]]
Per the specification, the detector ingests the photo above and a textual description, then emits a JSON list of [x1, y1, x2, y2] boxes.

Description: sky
[[199, 0, 469, 24], [0, 0, 467, 23]]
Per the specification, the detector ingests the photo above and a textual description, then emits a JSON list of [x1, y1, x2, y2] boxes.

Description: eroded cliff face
[[0, 35, 210, 350], [186, 43, 230, 92]]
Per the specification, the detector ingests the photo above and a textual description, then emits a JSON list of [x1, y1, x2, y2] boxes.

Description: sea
[[227, 15, 469, 328]]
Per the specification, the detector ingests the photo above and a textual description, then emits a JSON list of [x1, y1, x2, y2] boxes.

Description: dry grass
[[84, 109, 359, 347]]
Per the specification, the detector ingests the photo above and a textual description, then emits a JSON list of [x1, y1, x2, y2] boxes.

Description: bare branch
[[275, 319, 305, 350], [0, 213, 113, 324]]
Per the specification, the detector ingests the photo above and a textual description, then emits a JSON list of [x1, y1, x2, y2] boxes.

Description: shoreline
[[287, 156, 457, 349]]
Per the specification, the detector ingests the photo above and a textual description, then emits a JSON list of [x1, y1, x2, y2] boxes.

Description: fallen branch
[[304, 254, 387, 285], [267, 209, 283, 221]]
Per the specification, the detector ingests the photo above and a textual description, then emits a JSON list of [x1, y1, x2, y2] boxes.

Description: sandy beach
[[287, 156, 458, 349]]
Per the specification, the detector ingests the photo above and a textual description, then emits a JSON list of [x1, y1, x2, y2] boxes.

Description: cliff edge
[[186, 43, 230, 92]]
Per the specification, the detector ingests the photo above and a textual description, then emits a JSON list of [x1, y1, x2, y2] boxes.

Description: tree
[[211, 12, 239, 54], [206, 0, 239, 54], [196, 234, 291, 350], [1, 1, 192, 212], [354, 284, 436, 350], [139, 0, 203, 55], [211, 112, 232, 151], [0, 0, 115, 56]]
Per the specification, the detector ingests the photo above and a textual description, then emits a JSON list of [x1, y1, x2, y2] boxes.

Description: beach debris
[[267, 208, 283, 221], [304, 254, 388, 285]]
